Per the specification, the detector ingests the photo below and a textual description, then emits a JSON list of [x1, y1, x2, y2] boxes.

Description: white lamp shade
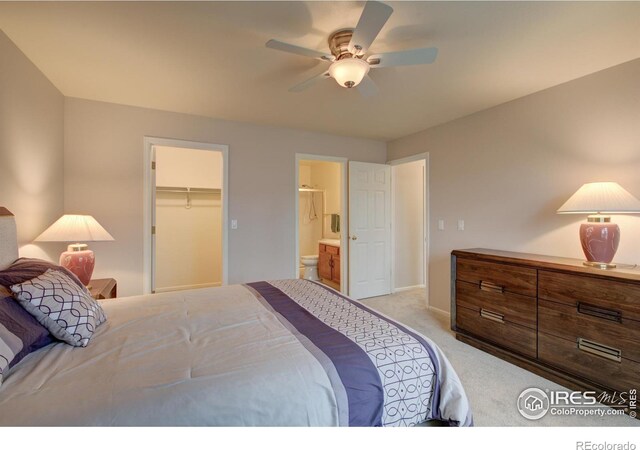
[[35, 215, 114, 242], [329, 58, 370, 88], [557, 182, 640, 214]]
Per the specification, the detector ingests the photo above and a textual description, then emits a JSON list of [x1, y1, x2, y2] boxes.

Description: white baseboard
[[428, 305, 451, 317], [393, 284, 426, 293], [154, 281, 222, 294]]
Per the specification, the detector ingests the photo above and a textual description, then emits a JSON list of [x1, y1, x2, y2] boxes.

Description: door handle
[[350, 235, 358, 240], [480, 308, 505, 324], [577, 338, 622, 363], [480, 281, 504, 294]]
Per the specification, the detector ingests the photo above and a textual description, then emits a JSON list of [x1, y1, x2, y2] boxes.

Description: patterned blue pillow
[[11, 269, 106, 347], [0, 295, 53, 386]]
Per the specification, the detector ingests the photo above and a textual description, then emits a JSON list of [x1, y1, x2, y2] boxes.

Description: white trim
[[295, 153, 348, 295], [154, 281, 222, 294], [388, 153, 429, 167], [387, 152, 430, 307], [143, 136, 229, 294], [428, 305, 451, 318], [393, 284, 426, 293]]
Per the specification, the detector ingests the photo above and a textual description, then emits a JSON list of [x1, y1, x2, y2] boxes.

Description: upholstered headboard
[[0, 208, 18, 270]]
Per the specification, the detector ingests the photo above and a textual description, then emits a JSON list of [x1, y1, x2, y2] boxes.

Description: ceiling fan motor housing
[[328, 29, 360, 60]]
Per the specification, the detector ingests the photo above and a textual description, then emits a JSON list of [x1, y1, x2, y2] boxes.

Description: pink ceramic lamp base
[[59, 245, 95, 286], [579, 220, 620, 269]]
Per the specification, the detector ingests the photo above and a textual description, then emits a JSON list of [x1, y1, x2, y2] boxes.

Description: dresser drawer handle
[[480, 308, 505, 324], [479, 281, 504, 294], [577, 302, 622, 323], [577, 338, 622, 363]]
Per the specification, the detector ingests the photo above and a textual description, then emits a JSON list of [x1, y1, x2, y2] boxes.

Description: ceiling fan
[[265, 1, 438, 97]]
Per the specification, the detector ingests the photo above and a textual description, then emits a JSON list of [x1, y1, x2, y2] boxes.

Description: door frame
[[387, 152, 430, 305], [295, 153, 348, 295], [143, 136, 229, 294]]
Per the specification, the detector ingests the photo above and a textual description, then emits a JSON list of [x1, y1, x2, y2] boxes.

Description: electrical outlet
[[458, 219, 465, 231]]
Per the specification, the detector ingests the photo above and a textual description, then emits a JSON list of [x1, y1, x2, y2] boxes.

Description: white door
[[348, 161, 392, 299]]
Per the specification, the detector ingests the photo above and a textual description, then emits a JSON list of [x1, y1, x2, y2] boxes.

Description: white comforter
[[0, 283, 470, 426]]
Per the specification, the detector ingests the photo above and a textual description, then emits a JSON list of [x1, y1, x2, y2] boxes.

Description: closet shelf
[[156, 186, 221, 194]]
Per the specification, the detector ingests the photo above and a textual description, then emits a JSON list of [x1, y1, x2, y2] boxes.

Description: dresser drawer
[[456, 280, 536, 329], [539, 299, 640, 363], [539, 270, 640, 322], [539, 332, 640, 392], [456, 258, 537, 297], [456, 305, 537, 358]]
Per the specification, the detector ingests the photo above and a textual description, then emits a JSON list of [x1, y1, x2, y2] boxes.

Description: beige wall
[[155, 145, 222, 189], [310, 161, 342, 241], [388, 59, 640, 313], [64, 98, 386, 296], [0, 30, 64, 261], [298, 160, 342, 268], [392, 159, 425, 290], [298, 162, 322, 261]]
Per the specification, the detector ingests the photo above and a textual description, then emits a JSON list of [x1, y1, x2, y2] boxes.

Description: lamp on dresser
[[35, 215, 114, 286], [557, 181, 640, 269]]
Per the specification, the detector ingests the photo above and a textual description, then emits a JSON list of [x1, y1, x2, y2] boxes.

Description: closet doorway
[[143, 138, 228, 294]]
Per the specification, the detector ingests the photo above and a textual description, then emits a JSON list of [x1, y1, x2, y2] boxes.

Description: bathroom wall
[[309, 161, 342, 240], [298, 162, 323, 260], [298, 160, 342, 266], [154, 146, 222, 292]]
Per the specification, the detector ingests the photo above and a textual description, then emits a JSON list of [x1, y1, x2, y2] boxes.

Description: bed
[[0, 209, 472, 426]]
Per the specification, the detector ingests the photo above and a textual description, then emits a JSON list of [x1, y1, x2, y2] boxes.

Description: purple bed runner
[[245, 279, 444, 427]]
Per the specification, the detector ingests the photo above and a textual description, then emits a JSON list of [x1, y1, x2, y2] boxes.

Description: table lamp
[[35, 214, 114, 285], [557, 182, 640, 269]]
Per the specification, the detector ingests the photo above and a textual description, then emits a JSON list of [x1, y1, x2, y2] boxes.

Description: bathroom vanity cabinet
[[319, 243, 340, 285]]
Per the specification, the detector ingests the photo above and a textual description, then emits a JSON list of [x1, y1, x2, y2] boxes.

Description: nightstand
[[88, 278, 117, 300]]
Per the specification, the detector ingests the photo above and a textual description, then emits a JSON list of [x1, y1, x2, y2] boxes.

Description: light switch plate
[[231, 219, 238, 230], [438, 219, 445, 231]]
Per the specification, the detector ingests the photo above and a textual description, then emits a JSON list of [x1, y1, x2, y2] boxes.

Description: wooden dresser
[[451, 248, 640, 403]]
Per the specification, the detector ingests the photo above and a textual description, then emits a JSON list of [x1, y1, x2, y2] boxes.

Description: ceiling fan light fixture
[[328, 58, 370, 88]]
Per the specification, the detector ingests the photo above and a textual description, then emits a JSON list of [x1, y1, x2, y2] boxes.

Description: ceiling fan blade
[[357, 75, 378, 98], [289, 70, 331, 93], [368, 47, 438, 68], [348, 1, 394, 56], [266, 39, 334, 62]]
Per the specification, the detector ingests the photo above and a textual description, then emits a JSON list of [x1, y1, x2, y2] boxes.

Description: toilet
[[300, 255, 320, 281]]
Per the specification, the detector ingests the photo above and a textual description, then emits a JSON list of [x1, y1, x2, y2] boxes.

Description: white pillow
[[11, 269, 106, 347]]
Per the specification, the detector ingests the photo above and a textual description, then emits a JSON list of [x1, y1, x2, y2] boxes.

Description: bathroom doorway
[[295, 154, 347, 294], [143, 137, 229, 294]]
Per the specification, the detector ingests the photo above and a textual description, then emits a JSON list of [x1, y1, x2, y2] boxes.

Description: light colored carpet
[[360, 288, 639, 427]]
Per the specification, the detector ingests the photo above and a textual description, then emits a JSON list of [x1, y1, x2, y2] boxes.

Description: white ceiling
[[1, 1, 639, 141]]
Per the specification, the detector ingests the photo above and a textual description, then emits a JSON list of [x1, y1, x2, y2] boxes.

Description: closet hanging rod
[[156, 186, 221, 194], [299, 188, 324, 193]]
